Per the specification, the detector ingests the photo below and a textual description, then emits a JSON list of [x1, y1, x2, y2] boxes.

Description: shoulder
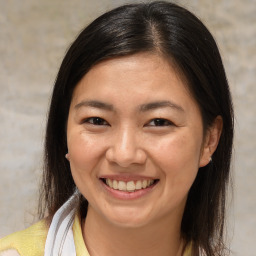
[[0, 219, 49, 256]]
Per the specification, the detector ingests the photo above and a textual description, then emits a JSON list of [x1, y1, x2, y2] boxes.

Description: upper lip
[[99, 174, 159, 182]]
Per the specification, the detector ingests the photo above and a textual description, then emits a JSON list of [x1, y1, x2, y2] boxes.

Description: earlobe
[[199, 116, 223, 167], [65, 153, 70, 161]]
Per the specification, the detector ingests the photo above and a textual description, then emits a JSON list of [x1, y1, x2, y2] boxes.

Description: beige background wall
[[0, 0, 255, 255]]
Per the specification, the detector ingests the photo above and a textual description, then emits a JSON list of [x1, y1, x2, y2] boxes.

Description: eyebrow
[[75, 100, 114, 111], [74, 100, 184, 112], [139, 101, 184, 112]]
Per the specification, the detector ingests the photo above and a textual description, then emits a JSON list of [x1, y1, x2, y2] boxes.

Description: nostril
[[105, 146, 147, 167]]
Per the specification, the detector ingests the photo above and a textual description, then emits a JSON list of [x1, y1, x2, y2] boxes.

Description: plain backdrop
[[0, 1, 255, 255]]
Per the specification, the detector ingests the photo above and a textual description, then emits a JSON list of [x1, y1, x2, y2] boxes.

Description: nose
[[105, 126, 147, 167]]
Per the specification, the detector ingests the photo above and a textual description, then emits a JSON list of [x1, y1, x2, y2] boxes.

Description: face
[[67, 53, 211, 228]]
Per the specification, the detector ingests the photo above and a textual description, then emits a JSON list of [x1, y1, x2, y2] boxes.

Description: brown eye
[[84, 117, 109, 126], [147, 118, 173, 127]]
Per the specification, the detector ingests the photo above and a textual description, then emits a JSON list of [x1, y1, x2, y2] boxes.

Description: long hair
[[39, 2, 234, 255]]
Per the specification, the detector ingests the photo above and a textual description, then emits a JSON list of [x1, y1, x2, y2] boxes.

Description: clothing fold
[[44, 191, 79, 256]]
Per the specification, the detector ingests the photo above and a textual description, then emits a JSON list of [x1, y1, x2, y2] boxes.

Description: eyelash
[[82, 117, 174, 127], [83, 117, 109, 126], [146, 118, 173, 127]]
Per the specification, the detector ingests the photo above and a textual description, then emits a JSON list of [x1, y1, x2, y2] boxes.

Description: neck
[[82, 207, 184, 256]]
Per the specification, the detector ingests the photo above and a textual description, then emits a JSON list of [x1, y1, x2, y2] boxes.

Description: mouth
[[101, 178, 159, 192]]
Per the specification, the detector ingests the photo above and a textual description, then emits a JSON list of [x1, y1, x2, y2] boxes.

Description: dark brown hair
[[39, 2, 234, 255]]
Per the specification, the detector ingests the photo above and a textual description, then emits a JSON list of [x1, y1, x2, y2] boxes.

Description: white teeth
[[142, 180, 147, 189], [113, 180, 118, 189], [135, 180, 142, 190], [105, 179, 155, 192], [126, 181, 135, 192], [106, 178, 112, 187], [118, 181, 126, 191]]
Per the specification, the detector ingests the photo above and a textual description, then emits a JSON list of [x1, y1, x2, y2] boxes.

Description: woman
[[0, 1, 233, 255]]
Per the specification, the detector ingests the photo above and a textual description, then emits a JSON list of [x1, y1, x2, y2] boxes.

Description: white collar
[[44, 191, 79, 256]]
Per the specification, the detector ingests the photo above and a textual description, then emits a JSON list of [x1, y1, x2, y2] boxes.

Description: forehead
[[88, 53, 184, 83], [70, 53, 197, 112]]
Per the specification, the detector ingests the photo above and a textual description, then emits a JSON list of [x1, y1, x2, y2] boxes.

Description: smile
[[102, 178, 158, 192]]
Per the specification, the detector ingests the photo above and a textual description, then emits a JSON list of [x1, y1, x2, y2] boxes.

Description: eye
[[147, 118, 173, 127], [83, 117, 109, 126]]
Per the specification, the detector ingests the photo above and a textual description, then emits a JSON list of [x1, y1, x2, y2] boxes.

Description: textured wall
[[0, 0, 255, 255]]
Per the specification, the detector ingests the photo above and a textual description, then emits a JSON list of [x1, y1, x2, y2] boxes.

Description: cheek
[[68, 132, 102, 174], [67, 133, 102, 199], [150, 132, 202, 184], [69, 135, 89, 163]]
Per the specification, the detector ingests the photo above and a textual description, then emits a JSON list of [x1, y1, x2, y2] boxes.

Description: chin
[[109, 217, 150, 229], [102, 207, 153, 229]]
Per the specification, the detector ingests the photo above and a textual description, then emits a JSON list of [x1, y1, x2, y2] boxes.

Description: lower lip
[[101, 180, 157, 200]]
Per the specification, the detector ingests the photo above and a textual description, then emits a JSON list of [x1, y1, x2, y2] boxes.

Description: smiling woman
[[67, 54, 209, 230], [0, 1, 233, 256]]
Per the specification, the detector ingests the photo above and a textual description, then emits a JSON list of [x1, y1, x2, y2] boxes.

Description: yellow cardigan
[[0, 214, 89, 256], [0, 215, 191, 256]]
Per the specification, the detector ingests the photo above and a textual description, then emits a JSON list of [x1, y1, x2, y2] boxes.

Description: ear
[[199, 116, 223, 167], [65, 153, 70, 161]]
